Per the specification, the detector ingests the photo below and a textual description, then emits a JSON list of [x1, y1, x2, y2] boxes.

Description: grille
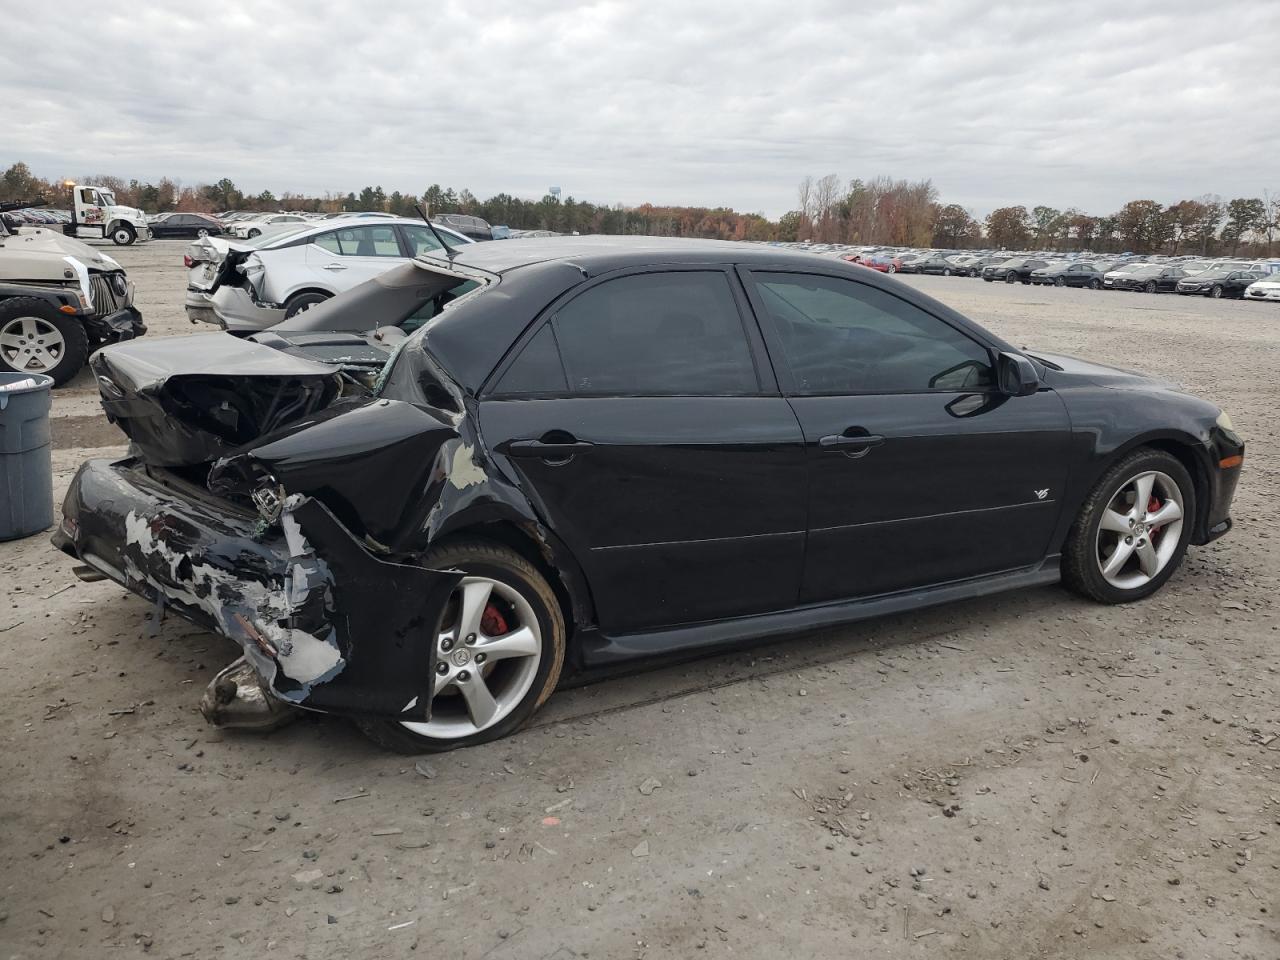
[[89, 273, 123, 315]]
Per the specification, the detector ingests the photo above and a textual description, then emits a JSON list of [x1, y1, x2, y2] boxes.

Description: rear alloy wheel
[[1144, 281, 1157, 294], [356, 541, 566, 753], [1055, 276, 1066, 287], [111, 225, 136, 246], [1089, 278, 1101, 290], [283, 291, 331, 318], [885, 264, 896, 274], [197, 228, 210, 238], [1210, 285, 1223, 299], [0, 298, 89, 386], [1062, 449, 1194, 604]]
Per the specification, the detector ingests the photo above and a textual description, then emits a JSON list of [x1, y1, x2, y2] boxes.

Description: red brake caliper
[[1147, 495, 1162, 543], [481, 605, 509, 637]]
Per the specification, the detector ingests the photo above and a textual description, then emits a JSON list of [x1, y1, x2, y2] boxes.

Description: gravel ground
[[1, 241, 1277, 958]]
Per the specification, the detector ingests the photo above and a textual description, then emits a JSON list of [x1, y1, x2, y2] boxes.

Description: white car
[[229, 213, 313, 240], [1244, 276, 1280, 302], [184, 217, 471, 331], [1101, 262, 1152, 288]]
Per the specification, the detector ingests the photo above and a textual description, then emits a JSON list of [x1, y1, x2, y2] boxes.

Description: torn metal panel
[[90, 334, 344, 466], [55, 459, 461, 721]]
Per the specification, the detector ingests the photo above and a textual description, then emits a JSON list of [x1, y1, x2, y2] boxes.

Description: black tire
[[943, 268, 952, 276], [885, 264, 896, 274], [0, 297, 89, 386], [111, 224, 136, 246], [1005, 273, 1017, 284], [197, 228, 209, 238], [283, 291, 332, 318], [1144, 281, 1157, 294], [247, 228, 261, 239], [1210, 285, 1223, 299], [1061, 448, 1196, 604], [1055, 276, 1066, 287], [1088, 278, 1101, 290], [356, 540, 566, 754]]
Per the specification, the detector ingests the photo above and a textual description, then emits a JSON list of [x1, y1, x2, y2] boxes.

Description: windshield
[[99, 191, 117, 206], [1197, 271, 1230, 280], [1129, 266, 1161, 277]]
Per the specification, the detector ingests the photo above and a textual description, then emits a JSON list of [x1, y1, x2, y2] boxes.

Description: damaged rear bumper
[[53, 458, 461, 722]]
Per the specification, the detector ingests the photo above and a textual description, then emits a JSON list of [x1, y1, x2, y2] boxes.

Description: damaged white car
[[184, 218, 471, 331]]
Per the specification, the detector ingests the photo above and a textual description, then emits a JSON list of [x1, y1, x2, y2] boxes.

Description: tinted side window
[[751, 272, 994, 395], [494, 325, 568, 394], [552, 272, 758, 396]]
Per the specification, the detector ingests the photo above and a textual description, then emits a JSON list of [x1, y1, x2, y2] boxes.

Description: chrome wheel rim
[[1095, 470, 1184, 590], [0, 316, 65, 373], [400, 576, 542, 740], [113, 228, 131, 243]]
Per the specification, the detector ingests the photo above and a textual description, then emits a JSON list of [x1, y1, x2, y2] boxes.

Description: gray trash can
[[0, 372, 54, 541]]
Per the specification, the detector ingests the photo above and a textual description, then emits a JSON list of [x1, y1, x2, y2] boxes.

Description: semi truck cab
[[68, 185, 151, 246]]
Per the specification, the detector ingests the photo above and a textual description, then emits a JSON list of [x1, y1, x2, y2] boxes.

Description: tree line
[[3, 161, 1276, 255], [794, 175, 1279, 256]]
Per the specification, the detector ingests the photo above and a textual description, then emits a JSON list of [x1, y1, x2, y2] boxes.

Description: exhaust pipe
[[200, 657, 298, 732]]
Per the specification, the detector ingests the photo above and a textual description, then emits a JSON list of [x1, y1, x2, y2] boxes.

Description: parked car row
[[784, 239, 1280, 303]]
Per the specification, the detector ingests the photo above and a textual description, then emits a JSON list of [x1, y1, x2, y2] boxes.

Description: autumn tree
[[985, 206, 1031, 249], [932, 203, 977, 247], [1192, 196, 1225, 255], [1222, 197, 1266, 255]]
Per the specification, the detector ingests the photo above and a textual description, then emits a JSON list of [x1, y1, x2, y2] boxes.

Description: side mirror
[[998, 351, 1040, 397]]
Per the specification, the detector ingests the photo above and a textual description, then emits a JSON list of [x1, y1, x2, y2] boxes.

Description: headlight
[[1216, 410, 1234, 431]]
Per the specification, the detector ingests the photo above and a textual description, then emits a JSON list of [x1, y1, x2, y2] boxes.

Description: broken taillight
[[183, 254, 193, 268]]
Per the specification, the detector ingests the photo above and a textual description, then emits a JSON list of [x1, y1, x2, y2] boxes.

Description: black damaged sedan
[[54, 237, 1244, 752]]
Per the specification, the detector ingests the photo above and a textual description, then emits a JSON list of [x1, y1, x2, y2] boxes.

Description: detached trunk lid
[[92, 334, 345, 466]]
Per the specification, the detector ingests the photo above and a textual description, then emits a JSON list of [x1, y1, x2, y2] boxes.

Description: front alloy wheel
[[1063, 449, 1195, 603], [356, 541, 566, 753]]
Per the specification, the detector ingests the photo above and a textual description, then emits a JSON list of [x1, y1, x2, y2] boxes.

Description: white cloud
[[2, 0, 1277, 217]]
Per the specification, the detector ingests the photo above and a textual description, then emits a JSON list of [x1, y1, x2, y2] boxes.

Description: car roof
[[436, 235, 829, 276], [411, 236, 1018, 392]]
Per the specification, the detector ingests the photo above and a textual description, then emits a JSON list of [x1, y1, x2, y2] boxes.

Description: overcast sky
[[3, 0, 1278, 218]]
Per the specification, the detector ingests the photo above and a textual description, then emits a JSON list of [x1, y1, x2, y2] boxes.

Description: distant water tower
[[549, 186, 561, 201]]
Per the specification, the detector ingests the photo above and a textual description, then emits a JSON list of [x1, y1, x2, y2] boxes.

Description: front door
[[478, 268, 807, 634], [741, 268, 1072, 604]]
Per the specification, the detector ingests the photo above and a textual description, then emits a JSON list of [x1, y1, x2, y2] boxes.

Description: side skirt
[[573, 558, 1061, 671]]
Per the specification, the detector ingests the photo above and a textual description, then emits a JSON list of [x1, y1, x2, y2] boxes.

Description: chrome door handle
[[322, 263, 347, 271]]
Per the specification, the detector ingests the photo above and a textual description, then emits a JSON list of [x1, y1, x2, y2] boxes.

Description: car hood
[[0, 227, 124, 271], [1032, 351, 1181, 391]]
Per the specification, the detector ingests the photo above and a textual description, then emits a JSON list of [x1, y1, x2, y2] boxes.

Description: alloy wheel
[[0, 316, 66, 373], [400, 576, 542, 740], [1094, 470, 1185, 590]]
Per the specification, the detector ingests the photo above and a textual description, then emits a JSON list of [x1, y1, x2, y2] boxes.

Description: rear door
[[302, 224, 406, 292], [741, 268, 1072, 604], [478, 267, 808, 634]]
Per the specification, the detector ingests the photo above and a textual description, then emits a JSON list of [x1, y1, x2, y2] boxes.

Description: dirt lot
[[2, 241, 1277, 959]]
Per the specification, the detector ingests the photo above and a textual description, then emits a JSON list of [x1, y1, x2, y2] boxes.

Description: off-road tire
[[1061, 448, 1195, 604], [0, 297, 89, 386], [356, 540, 566, 754]]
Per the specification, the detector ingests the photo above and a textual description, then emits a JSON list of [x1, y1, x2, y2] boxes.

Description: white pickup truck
[[66, 184, 151, 245]]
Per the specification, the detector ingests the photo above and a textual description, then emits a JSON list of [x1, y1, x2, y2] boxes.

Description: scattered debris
[[632, 840, 650, 858], [638, 777, 662, 796]]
